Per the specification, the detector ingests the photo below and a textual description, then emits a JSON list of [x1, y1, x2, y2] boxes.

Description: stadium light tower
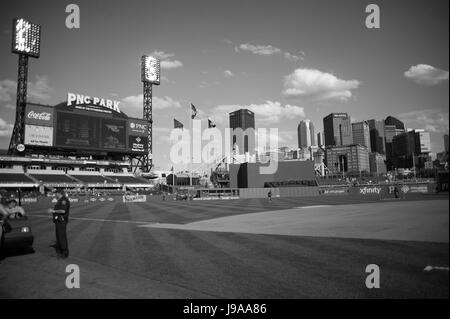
[[140, 55, 161, 172], [8, 18, 41, 155]]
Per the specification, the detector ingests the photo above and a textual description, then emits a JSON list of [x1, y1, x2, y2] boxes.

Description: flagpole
[[190, 105, 193, 187]]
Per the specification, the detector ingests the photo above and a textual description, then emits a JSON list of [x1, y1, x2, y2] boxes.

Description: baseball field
[[0, 194, 448, 298]]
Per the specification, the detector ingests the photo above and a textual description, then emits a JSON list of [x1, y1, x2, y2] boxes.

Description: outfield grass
[[0, 194, 448, 298]]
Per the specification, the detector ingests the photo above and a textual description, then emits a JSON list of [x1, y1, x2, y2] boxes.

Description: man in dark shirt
[[48, 189, 70, 258]]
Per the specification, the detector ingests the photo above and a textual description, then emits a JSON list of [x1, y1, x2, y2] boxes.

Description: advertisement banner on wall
[[24, 125, 53, 146], [123, 194, 147, 203], [129, 135, 148, 153], [409, 185, 429, 193], [25, 104, 54, 127], [321, 188, 349, 195], [127, 120, 149, 137]]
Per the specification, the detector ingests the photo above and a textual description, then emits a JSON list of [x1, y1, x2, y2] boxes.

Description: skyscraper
[[323, 113, 353, 147], [384, 116, 406, 170], [368, 119, 386, 155], [392, 129, 431, 169], [385, 116, 406, 131], [352, 121, 371, 152], [317, 132, 324, 148], [229, 109, 255, 154], [297, 120, 315, 148]]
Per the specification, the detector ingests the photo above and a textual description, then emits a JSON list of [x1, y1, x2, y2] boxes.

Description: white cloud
[[397, 109, 449, 133], [151, 50, 184, 70], [213, 101, 305, 125], [282, 68, 360, 101], [28, 75, 52, 100], [235, 43, 304, 62], [160, 60, 183, 69], [122, 95, 182, 117], [224, 70, 234, 78], [0, 79, 16, 102], [0, 118, 13, 137], [0, 75, 52, 102], [404, 64, 449, 86]]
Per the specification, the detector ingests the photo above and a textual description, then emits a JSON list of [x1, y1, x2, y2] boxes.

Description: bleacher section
[[103, 175, 152, 184], [30, 174, 77, 184], [0, 173, 35, 184], [316, 178, 349, 186], [71, 174, 118, 184], [0, 160, 154, 189], [264, 180, 317, 188]]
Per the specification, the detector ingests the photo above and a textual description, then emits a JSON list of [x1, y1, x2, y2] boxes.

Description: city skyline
[[0, 0, 448, 169]]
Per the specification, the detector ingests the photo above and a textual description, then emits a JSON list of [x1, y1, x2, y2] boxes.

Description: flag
[[174, 119, 184, 129], [208, 118, 216, 128], [191, 103, 198, 119]]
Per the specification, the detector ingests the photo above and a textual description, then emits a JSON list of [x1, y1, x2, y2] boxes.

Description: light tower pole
[[9, 18, 41, 155], [9, 54, 29, 153], [143, 81, 153, 170], [140, 55, 161, 172]]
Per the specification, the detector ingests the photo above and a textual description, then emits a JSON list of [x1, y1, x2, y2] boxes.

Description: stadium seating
[[103, 175, 152, 184], [30, 174, 77, 183], [71, 175, 116, 184], [0, 173, 35, 184], [316, 178, 349, 186], [264, 180, 317, 188]]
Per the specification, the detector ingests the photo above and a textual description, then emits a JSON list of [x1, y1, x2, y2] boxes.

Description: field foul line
[[32, 214, 152, 224]]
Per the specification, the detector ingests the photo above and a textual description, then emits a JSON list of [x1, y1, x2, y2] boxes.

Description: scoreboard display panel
[[102, 119, 126, 151], [52, 108, 149, 154], [55, 112, 101, 149]]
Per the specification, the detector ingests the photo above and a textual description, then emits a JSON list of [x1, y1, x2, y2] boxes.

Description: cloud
[[160, 60, 183, 69], [213, 101, 305, 125], [404, 64, 449, 86], [122, 94, 182, 117], [282, 68, 360, 101], [151, 50, 183, 70], [0, 79, 16, 102], [28, 76, 52, 100], [0, 76, 52, 102], [224, 70, 234, 78], [235, 43, 304, 62], [397, 109, 449, 133], [0, 118, 13, 137]]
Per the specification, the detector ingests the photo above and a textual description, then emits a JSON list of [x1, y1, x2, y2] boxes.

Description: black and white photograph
[[0, 0, 448, 309]]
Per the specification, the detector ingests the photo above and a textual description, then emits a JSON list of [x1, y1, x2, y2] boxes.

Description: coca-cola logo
[[27, 111, 51, 121]]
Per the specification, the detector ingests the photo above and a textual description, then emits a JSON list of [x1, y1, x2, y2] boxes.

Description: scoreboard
[[24, 102, 149, 155]]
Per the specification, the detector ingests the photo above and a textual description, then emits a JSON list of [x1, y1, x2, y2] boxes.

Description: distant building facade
[[297, 120, 316, 148], [392, 129, 431, 169], [352, 121, 371, 152], [369, 152, 387, 175], [323, 113, 353, 147], [325, 144, 370, 175], [368, 119, 386, 155], [229, 109, 255, 155]]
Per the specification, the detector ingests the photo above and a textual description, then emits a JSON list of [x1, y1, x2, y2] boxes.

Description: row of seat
[[0, 173, 152, 185]]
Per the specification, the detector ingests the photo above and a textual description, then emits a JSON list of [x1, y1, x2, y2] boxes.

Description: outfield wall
[[17, 182, 438, 207], [239, 187, 320, 198]]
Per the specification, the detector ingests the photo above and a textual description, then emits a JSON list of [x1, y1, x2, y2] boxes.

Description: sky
[[0, 0, 449, 170]]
